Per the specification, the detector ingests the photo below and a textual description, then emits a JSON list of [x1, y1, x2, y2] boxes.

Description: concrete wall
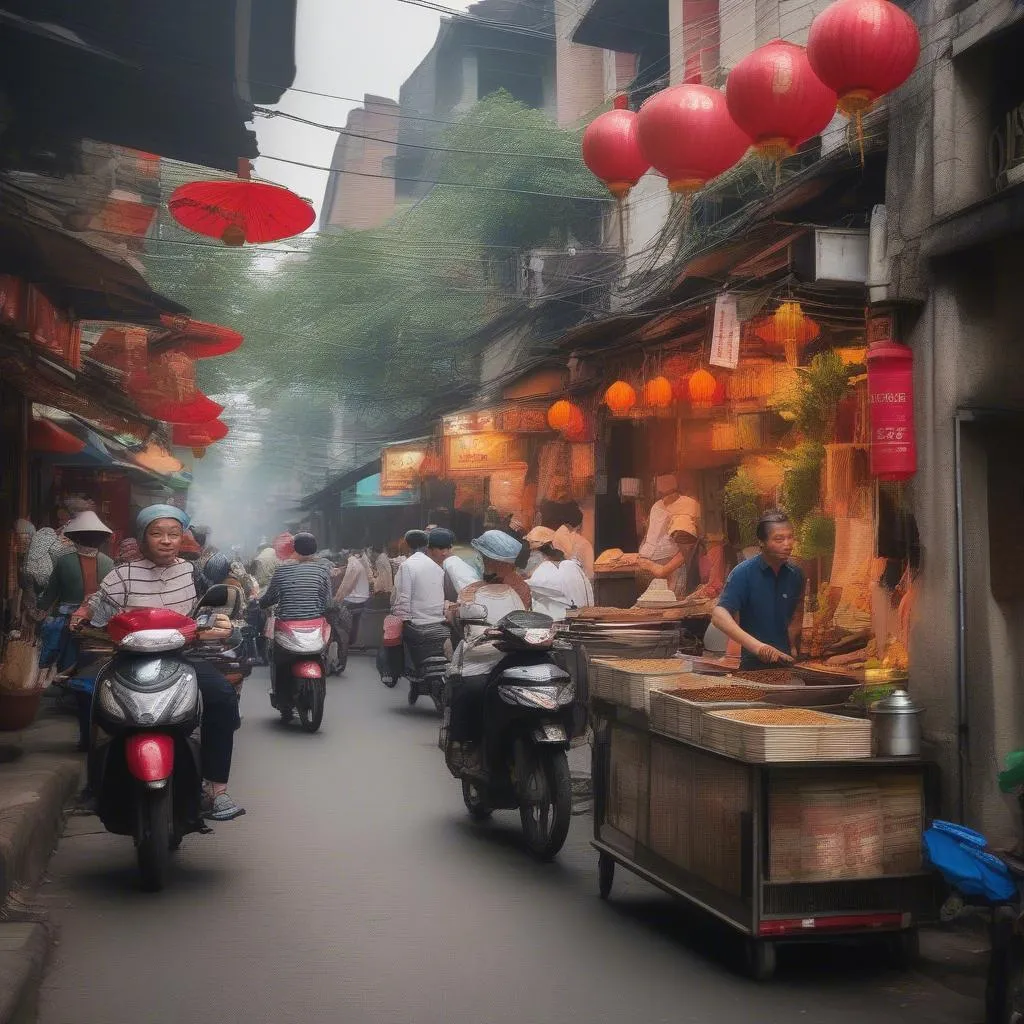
[[555, 2, 606, 126], [322, 96, 398, 231], [884, 0, 1024, 834]]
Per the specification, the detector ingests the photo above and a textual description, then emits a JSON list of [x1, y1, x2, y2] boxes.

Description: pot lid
[[872, 689, 922, 714]]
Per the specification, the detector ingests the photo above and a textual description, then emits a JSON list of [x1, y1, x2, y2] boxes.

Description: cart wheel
[[598, 852, 615, 900], [887, 928, 920, 969], [745, 939, 777, 982]]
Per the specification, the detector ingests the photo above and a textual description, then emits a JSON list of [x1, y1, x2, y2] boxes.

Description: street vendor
[[637, 512, 720, 600], [711, 510, 804, 668], [638, 473, 701, 569]]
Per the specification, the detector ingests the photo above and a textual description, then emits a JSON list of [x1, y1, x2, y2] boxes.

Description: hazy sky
[[253, 0, 474, 217]]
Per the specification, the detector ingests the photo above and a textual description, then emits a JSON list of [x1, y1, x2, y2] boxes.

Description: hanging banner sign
[[443, 410, 497, 436], [381, 444, 426, 494], [710, 293, 741, 369], [445, 433, 520, 475]]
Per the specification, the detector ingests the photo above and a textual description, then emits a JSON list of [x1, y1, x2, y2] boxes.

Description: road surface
[[39, 658, 975, 1024]]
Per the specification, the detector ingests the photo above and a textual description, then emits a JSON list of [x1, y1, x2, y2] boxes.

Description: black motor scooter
[[442, 603, 575, 861], [87, 585, 230, 891]]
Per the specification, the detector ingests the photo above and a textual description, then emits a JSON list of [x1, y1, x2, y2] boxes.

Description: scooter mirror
[[459, 602, 489, 624], [197, 584, 230, 609]]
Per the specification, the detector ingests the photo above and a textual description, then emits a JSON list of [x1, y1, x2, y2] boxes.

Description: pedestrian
[[710, 509, 805, 668], [38, 511, 115, 751], [334, 547, 371, 646]]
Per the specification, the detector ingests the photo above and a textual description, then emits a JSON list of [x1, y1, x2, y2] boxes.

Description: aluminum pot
[[869, 689, 923, 757]]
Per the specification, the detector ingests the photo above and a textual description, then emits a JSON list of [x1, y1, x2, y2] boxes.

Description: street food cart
[[588, 663, 936, 980]]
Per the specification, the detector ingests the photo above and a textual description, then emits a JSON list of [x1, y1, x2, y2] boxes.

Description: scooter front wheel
[[517, 744, 571, 862], [135, 785, 171, 892]]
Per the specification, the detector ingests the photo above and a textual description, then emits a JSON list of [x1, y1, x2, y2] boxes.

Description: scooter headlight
[[99, 671, 198, 727]]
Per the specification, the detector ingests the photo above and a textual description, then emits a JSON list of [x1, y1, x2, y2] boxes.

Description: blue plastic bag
[[923, 820, 1017, 902]]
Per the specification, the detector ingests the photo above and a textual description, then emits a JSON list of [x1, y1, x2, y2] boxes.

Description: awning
[[340, 474, 420, 509], [0, 213, 188, 322], [570, 0, 668, 54]]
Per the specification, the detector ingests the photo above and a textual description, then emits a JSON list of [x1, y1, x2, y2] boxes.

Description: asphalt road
[[39, 659, 977, 1024]]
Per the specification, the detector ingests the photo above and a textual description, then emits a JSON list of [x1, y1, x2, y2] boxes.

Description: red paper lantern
[[582, 96, 651, 198], [547, 400, 579, 432], [807, 0, 920, 118], [605, 380, 637, 415], [643, 376, 674, 408], [754, 300, 821, 365], [688, 368, 718, 407], [168, 180, 316, 246], [726, 41, 837, 162], [28, 419, 85, 455], [867, 340, 916, 481], [637, 85, 750, 195]]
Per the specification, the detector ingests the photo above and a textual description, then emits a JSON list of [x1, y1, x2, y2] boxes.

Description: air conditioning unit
[[794, 228, 869, 285]]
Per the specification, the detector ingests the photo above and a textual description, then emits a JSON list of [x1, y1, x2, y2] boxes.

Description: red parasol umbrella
[[128, 351, 224, 424], [171, 419, 229, 448], [159, 314, 243, 358], [29, 418, 86, 454], [168, 179, 315, 246]]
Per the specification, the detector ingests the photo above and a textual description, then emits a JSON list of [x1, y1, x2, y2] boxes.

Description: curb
[[0, 924, 49, 1024]]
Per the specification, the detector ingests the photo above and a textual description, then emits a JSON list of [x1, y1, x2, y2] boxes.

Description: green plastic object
[[998, 749, 1024, 793]]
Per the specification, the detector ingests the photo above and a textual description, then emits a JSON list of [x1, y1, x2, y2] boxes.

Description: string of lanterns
[[582, 0, 920, 198]]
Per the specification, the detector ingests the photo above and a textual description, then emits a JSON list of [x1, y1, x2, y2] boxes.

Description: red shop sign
[[866, 340, 916, 481]]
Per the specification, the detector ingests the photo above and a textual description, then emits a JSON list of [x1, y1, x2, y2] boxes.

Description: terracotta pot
[[0, 690, 43, 732]]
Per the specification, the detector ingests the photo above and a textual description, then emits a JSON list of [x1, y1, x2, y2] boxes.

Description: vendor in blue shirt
[[711, 510, 804, 668]]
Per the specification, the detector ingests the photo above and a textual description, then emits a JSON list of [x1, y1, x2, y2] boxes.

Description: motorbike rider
[[259, 532, 332, 697], [391, 528, 451, 668], [93, 505, 245, 822], [449, 530, 532, 771]]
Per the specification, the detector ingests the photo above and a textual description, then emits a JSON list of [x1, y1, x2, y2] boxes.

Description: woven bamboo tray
[[590, 659, 698, 712], [649, 687, 765, 743], [701, 708, 872, 762]]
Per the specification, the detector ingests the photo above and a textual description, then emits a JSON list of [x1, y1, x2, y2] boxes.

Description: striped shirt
[[99, 558, 199, 615], [259, 560, 332, 621]]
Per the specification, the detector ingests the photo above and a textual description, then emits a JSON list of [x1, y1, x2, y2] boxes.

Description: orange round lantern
[[547, 399, 578, 432], [688, 368, 718, 407], [643, 375, 673, 408], [605, 380, 637, 415], [754, 300, 820, 366], [564, 405, 587, 440]]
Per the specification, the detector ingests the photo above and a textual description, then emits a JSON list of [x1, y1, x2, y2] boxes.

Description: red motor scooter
[[268, 616, 329, 733]]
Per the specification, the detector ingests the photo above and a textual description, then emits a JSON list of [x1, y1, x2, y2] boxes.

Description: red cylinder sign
[[866, 340, 916, 481]]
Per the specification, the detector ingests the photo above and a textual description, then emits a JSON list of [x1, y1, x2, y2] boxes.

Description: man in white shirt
[[335, 548, 371, 644], [391, 530, 446, 627], [639, 474, 701, 567]]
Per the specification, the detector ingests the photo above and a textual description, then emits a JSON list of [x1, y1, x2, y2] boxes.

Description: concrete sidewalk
[[0, 698, 81, 1024]]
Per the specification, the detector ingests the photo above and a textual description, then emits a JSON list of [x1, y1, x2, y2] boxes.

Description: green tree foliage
[[144, 91, 605, 422]]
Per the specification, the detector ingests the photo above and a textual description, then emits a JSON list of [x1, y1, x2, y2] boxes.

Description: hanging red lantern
[[643, 375, 673, 408], [168, 179, 316, 245], [637, 85, 750, 195], [582, 96, 650, 198], [171, 419, 229, 450], [28, 419, 85, 455], [605, 380, 637, 415], [159, 315, 243, 359], [807, 0, 920, 120], [547, 400, 579, 432], [726, 41, 837, 163], [754, 300, 821, 365], [866, 340, 916, 481], [688, 368, 718, 407]]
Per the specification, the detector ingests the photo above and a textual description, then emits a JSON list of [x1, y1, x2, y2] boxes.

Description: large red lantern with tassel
[[867, 339, 916, 481], [582, 96, 650, 198], [637, 85, 750, 195], [806, 0, 920, 119], [726, 41, 837, 162]]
